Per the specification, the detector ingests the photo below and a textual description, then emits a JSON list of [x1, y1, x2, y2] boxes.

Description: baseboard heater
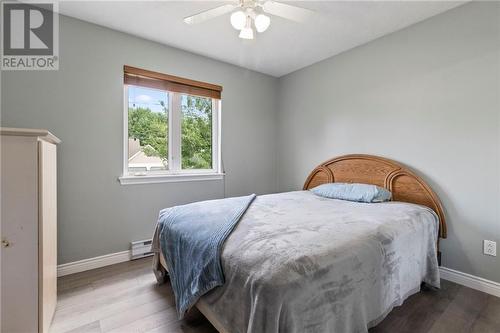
[[131, 239, 153, 260]]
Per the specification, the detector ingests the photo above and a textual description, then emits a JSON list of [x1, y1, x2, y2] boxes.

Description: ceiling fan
[[184, 0, 314, 40]]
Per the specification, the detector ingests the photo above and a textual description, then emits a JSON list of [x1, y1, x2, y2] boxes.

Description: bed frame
[[303, 154, 446, 240], [191, 154, 446, 333]]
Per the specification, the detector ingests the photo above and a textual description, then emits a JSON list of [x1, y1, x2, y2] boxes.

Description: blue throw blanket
[[158, 194, 256, 317]]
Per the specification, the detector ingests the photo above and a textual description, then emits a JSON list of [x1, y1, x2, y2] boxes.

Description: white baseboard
[[57, 253, 500, 298], [440, 266, 500, 298], [57, 250, 131, 277]]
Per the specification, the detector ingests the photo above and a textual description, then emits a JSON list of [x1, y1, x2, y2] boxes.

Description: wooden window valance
[[124, 65, 222, 99]]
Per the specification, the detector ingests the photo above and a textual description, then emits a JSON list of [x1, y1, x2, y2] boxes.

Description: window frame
[[119, 83, 223, 185]]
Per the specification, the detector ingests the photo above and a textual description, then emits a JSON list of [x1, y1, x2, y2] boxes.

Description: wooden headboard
[[303, 154, 447, 239]]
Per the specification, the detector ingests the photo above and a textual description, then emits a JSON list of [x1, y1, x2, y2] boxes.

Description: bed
[[152, 154, 447, 333]]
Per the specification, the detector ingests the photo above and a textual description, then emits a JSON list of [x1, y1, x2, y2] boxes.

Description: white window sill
[[118, 173, 225, 185]]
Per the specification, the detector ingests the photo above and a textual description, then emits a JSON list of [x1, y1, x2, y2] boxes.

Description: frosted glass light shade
[[230, 11, 246, 30], [254, 14, 270, 33], [239, 27, 254, 39], [239, 16, 254, 39]]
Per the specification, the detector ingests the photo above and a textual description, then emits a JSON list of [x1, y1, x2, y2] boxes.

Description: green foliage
[[181, 96, 212, 169], [128, 95, 213, 170], [128, 107, 168, 160]]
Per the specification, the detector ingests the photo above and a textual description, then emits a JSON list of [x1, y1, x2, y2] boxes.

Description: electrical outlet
[[483, 240, 497, 257]]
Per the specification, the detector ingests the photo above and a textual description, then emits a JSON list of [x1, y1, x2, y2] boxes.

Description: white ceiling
[[58, 1, 467, 77]]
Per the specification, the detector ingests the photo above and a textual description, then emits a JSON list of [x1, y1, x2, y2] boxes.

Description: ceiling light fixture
[[230, 10, 246, 30], [238, 16, 254, 40], [254, 14, 270, 33], [184, 1, 314, 41]]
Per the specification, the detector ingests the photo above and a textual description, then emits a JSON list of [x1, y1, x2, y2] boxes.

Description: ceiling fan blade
[[262, 1, 314, 22], [184, 4, 237, 25]]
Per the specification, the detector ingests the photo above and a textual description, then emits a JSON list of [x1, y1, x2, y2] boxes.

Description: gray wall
[[277, 2, 500, 283], [2, 2, 499, 284], [1, 15, 279, 264]]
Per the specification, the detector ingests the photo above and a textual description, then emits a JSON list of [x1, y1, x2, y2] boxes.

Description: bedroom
[[0, 1, 499, 332]]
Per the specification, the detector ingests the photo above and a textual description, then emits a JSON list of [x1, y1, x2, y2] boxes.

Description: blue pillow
[[310, 183, 392, 203]]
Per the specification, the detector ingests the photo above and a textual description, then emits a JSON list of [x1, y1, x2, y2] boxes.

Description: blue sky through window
[[128, 85, 167, 113]]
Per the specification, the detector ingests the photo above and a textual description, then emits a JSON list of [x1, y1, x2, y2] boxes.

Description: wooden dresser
[[1, 128, 60, 333]]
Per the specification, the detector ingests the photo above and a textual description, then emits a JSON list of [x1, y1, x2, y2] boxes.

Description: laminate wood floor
[[51, 258, 500, 333]]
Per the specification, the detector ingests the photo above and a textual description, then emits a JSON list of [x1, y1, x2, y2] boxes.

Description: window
[[120, 66, 222, 184]]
